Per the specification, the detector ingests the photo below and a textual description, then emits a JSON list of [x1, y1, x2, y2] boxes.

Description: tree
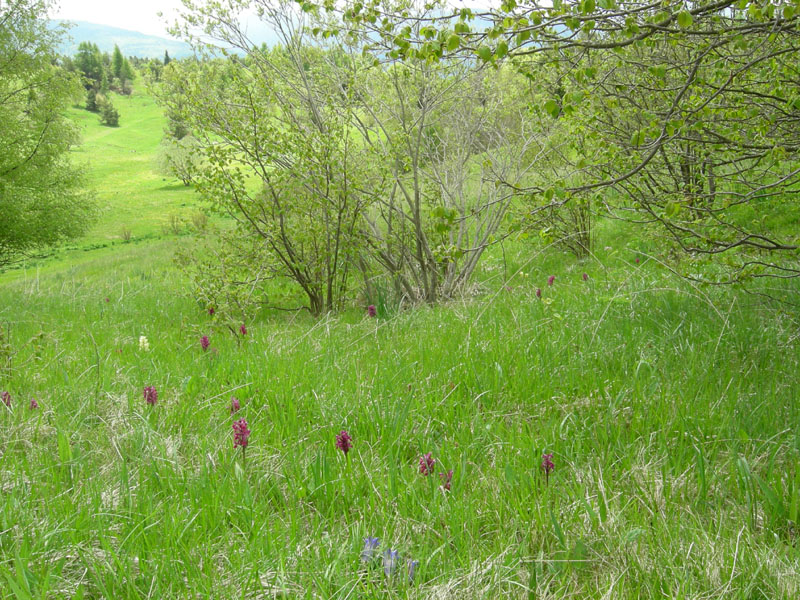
[[0, 0, 95, 267], [120, 57, 134, 83], [164, 50, 171, 65], [112, 44, 123, 79], [98, 96, 120, 126], [85, 87, 99, 112], [165, 2, 551, 309], [156, 51, 379, 315], [155, 136, 200, 185], [309, 0, 800, 286], [74, 41, 104, 90]]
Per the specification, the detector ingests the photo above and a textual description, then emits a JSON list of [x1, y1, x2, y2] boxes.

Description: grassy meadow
[[1, 90, 800, 598]]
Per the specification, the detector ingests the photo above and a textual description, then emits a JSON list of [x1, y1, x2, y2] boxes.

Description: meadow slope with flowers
[[1, 238, 800, 598], [1, 90, 800, 598]]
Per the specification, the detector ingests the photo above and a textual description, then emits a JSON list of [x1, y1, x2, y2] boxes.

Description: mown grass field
[[1, 89, 800, 599]]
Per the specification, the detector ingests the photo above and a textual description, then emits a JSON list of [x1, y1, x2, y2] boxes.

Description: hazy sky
[[51, 0, 184, 37], [50, 0, 496, 39]]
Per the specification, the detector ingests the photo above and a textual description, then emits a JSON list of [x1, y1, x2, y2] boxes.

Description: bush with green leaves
[[98, 96, 120, 127], [154, 136, 200, 186]]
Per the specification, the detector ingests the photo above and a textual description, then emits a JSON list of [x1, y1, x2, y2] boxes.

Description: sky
[[51, 0, 185, 37], [49, 0, 499, 40]]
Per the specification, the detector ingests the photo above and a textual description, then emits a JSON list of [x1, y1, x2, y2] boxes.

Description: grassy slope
[[1, 246, 799, 598], [1, 87, 800, 599], [68, 90, 206, 245]]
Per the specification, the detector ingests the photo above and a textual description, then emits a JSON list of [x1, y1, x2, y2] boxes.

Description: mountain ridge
[[51, 20, 194, 59]]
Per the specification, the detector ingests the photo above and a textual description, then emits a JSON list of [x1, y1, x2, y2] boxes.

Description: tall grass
[[1, 241, 798, 598]]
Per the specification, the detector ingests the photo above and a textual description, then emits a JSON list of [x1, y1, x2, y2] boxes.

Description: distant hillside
[[51, 20, 194, 59]]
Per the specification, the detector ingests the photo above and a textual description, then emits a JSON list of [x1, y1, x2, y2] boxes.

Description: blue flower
[[383, 549, 400, 577], [406, 558, 419, 583], [361, 537, 380, 563]]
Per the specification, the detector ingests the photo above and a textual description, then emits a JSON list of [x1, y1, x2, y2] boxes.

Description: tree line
[[2, 0, 798, 315]]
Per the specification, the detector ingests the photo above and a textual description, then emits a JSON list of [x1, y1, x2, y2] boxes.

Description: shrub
[[190, 211, 208, 232], [85, 88, 98, 112], [98, 97, 119, 127]]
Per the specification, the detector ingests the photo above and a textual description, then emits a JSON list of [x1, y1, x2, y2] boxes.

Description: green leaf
[[544, 99, 560, 118], [446, 34, 461, 51], [677, 10, 693, 28], [476, 46, 493, 62], [495, 40, 508, 58], [665, 201, 680, 218]]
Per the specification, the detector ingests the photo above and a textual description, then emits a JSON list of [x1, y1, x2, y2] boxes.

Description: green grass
[[0, 89, 210, 284], [67, 89, 207, 246], [1, 80, 800, 599], [1, 242, 799, 598]]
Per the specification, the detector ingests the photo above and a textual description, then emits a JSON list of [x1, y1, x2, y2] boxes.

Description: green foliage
[[85, 87, 99, 112], [74, 40, 104, 90], [98, 95, 120, 126], [112, 44, 124, 79], [0, 0, 95, 266], [155, 46, 379, 315], [154, 135, 200, 185]]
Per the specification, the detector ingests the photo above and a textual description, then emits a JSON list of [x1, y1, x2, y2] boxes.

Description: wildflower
[[139, 335, 150, 351], [367, 304, 377, 318], [406, 558, 419, 583], [635, 257, 640, 264], [1, 391, 10, 407], [239, 323, 247, 336], [383, 549, 400, 577], [200, 335, 210, 351], [439, 469, 453, 491], [143, 386, 158, 406], [233, 418, 250, 449], [361, 537, 380, 563], [541, 452, 554, 484], [29, 398, 39, 410], [582, 272, 589, 281], [104, 297, 110, 303], [419, 453, 436, 476], [336, 430, 353, 455], [208, 307, 215, 316], [547, 275, 556, 286], [230, 396, 240, 414], [536, 288, 542, 298]]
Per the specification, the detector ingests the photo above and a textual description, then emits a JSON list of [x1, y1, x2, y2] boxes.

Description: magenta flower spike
[[239, 323, 247, 336], [439, 469, 453, 491], [547, 275, 555, 286], [419, 453, 436, 476], [233, 418, 250, 449], [336, 430, 353, 456], [200, 335, 210, 351], [541, 452, 555, 485], [1, 391, 10, 408], [208, 307, 215, 316], [29, 398, 39, 410], [536, 288, 542, 298], [143, 386, 158, 406], [635, 257, 640, 264], [367, 305, 377, 318], [230, 396, 241, 414], [582, 272, 589, 281]]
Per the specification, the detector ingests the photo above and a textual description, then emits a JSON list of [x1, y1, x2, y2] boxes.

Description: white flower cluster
[[139, 335, 150, 351]]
